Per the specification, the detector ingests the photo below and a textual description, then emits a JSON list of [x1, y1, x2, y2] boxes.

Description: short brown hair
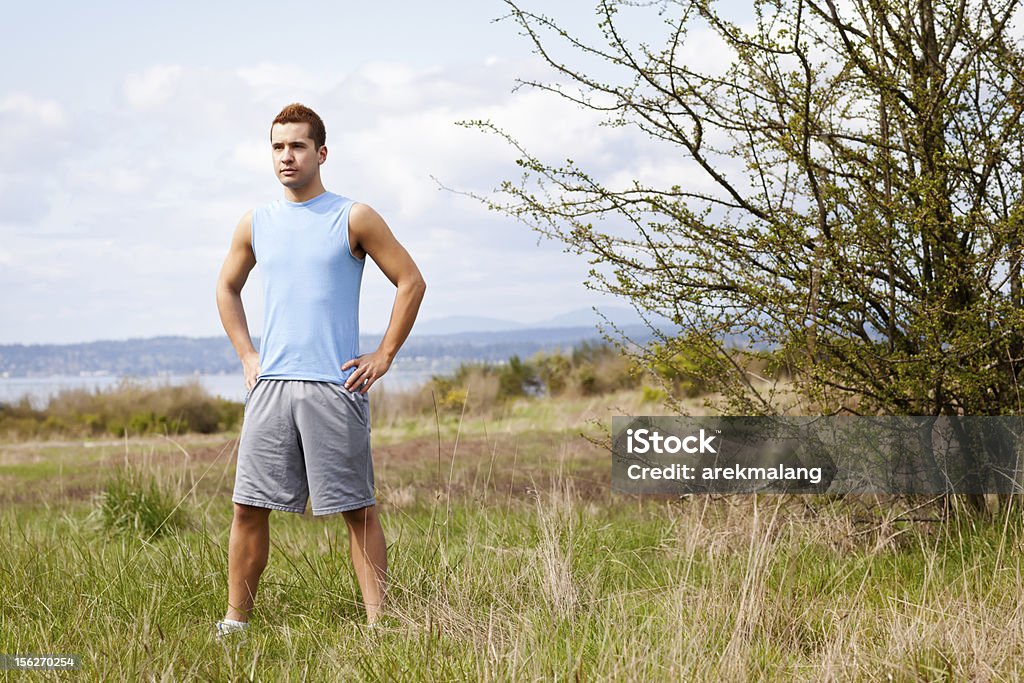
[[271, 103, 326, 150]]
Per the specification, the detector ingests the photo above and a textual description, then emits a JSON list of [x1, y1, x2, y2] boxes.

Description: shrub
[[641, 385, 669, 403], [497, 355, 543, 400], [97, 467, 188, 540], [571, 363, 598, 395], [439, 387, 469, 412], [534, 354, 571, 395], [645, 342, 712, 398], [0, 379, 245, 439]]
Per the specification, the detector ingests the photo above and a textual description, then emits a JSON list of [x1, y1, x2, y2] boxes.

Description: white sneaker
[[215, 619, 249, 640]]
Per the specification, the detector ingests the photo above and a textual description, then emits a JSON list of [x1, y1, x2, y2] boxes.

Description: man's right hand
[[242, 351, 261, 391]]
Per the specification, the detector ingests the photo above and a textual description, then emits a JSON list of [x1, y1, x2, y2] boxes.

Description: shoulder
[[348, 202, 386, 233], [345, 203, 394, 259], [236, 209, 253, 232], [232, 210, 254, 245]]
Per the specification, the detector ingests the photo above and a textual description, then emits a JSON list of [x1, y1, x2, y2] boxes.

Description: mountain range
[[370, 306, 648, 336]]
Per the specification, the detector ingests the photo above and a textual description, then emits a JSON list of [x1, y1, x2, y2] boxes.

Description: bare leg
[[225, 503, 271, 622], [342, 505, 387, 624]]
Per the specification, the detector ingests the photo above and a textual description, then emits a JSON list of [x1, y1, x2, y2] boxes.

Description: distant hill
[[0, 324, 656, 379], [408, 315, 525, 335], [532, 307, 647, 329], [384, 306, 648, 336]]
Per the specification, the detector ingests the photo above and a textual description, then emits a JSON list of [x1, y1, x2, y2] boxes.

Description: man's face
[[271, 122, 326, 189]]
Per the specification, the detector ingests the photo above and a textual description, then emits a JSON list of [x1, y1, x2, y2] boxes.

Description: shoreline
[[0, 371, 436, 408]]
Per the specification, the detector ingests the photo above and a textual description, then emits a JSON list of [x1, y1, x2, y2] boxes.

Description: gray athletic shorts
[[233, 379, 375, 516]]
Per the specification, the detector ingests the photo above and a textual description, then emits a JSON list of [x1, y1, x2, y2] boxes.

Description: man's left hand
[[342, 350, 393, 394]]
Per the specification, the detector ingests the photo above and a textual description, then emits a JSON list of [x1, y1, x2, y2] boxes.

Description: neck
[[284, 180, 327, 203]]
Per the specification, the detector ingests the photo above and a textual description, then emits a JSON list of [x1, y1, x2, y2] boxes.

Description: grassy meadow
[[2, 369, 1024, 680]]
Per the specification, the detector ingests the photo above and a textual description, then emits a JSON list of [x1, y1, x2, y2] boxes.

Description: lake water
[[0, 370, 439, 408]]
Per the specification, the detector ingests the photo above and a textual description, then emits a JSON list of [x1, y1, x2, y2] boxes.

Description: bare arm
[[215, 210, 261, 391], [342, 203, 426, 393]]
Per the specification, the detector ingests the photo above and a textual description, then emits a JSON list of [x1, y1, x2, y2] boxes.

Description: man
[[214, 103, 425, 634]]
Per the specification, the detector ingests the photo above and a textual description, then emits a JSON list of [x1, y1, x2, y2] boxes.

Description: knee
[[342, 504, 377, 527], [233, 503, 271, 526]]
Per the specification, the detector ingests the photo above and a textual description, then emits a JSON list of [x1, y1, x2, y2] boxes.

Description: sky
[[0, 0, 743, 345]]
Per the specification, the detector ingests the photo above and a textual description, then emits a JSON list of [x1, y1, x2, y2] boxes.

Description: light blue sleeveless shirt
[[252, 191, 364, 385]]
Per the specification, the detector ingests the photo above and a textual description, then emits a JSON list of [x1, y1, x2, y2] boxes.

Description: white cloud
[[0, 92, 65, 126], [123, 65, 183, 110], [0, 91, 71, 173], [232, 139, 269, 173], [235, 62, 342, 100]]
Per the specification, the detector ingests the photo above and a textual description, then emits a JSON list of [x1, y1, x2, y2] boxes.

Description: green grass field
[[2, 391, 1024, 680]]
